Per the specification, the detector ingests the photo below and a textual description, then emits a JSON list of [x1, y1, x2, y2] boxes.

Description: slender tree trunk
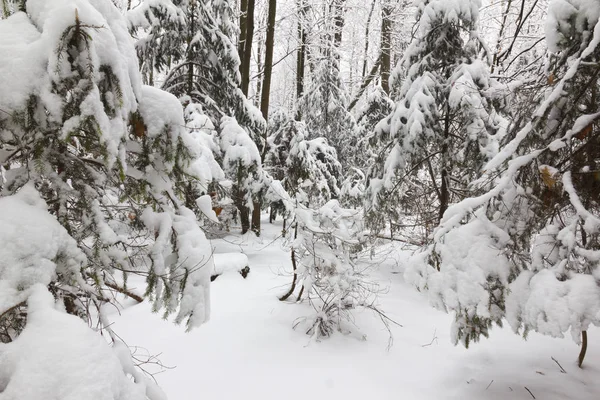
[[252, 0, 277, 236], [240, 0, 255, 96], [238, 0, 248, 70], [296, 0, 307, 99], [438, 104, 450, 223], [148, 57, 154, 86], [251, 200, 261, 235], [234, 187, 250, 234], [279, 224, 299, 301], [254, 19, 265, 107], [187, 1, 196, 97], [234, 164, 251, 234], [260, 0, 276, 122], [579, 330, 588, 368], [491, 0, 512, 72], [239, 204, 250, 234], [380, 1, 392, 94], [296, 285, 304, 302], [362, 0, 377, 79], [295, 0, 309, 120], [578, 191, 590, 368], [332, 0, 345, 51]]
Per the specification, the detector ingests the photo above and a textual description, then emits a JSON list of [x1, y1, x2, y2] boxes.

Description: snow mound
[[0, 184, 87, 315], [0, 285, 166, 400]]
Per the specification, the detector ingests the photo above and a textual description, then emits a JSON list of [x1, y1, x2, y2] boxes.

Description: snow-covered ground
[[110, 216, 599, 400]]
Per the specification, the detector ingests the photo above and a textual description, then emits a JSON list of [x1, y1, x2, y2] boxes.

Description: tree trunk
[[254, 0, 277, 237], [578, 330, 588, 368], [491, 0, 512, 72], [380, 1, 392, 94], [361, 0, 377, 79], [295, 0, 309, 120], [296, 0, 308, 99], [332, 0, 345, 51], [238, 0, 248, 62], [438, 104, 450, 223], [186, 1, 197, 97], [251, 201, 261, 235], [260, 0, 276, 122], [279, 224, 299, 301], [239, 203, 250, 234], [240, 0, 255, 96], [234, 177, 250, 234], [254, 16, 265, 107]]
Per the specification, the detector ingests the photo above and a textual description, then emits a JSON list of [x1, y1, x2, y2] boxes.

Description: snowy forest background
[[1, 0, 600, 399]]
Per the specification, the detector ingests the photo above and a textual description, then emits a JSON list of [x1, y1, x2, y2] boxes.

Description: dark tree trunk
[[186, 1, 197, 97], [252, 0, 277, 237], [332, 0, 345, 51], [296, 0, 308, 101], [238, 0, 248, 62], [240, 206, 250, 234], [251, 201, 261, 236], [279, 225, 299, 301], [240, 0, 255, 96], [380, 2, 392, 94], [438, 104, 450, 223], [579, 330, 588, 368], [234, 180, 251, 234], [361, 0, 377, 79], [260, 0, 276, 122]]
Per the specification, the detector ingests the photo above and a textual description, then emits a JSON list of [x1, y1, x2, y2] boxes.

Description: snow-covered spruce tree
[[356, 86, 394, 155], [130, 0, 266, 234], [340, 87, 395, 209], [1, 0, 22, 17], [0, 188, 166, 399], [181, 98, 226, 197], [366, 0, 506, 241], [298, 40, 358, 169], [264, 110, 342, 209], [218, 117, 265, 233], [280, 199, 395, 341], [131, 0, 264, 136], [405, 0, 600, 362], [125, 0, 183, 86], [0, 0, 214, 342], [263, 110, 294, 184], [268, 123, 389, 341], [263, 110, 298, 223]]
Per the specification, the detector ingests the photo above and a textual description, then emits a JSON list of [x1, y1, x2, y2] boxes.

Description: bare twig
[[524, 386, 536, 399], [551, 356, 567, 373]]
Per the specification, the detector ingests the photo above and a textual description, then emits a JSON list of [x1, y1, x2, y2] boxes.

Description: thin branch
[[524, 387, 536, 399], [104, 282, 144, 303], [551, 356, 567, 373]]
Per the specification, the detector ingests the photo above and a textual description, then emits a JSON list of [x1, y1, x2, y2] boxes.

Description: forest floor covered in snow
[[110, 216, 600, 400]]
